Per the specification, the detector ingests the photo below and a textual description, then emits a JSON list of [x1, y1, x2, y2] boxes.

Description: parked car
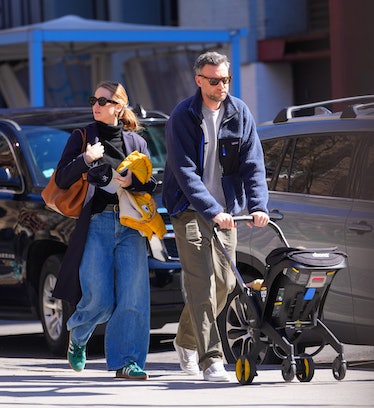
[[218, 96, 374, 363], [0, 106, 183, 355]]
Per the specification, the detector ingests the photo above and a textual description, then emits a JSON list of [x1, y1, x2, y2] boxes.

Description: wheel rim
[[296, 357, 315, 382], [236, 355, 255, 385], [226, 294, 266, 363], [282, 360, 296, 382], [332, 357, 347, 380], [42, 273, 63, 341]]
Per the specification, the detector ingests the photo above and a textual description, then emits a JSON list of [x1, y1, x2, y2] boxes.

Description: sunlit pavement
[[0, 320, 373, 407]]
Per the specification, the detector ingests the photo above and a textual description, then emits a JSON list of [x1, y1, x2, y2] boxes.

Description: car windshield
[[21, 126, 70, 186], [22, 122, 167, 187]]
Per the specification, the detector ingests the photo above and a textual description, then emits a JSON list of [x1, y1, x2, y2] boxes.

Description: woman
[[53, 81, 154, 380]]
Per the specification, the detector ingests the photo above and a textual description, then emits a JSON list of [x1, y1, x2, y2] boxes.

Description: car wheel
[[218, 282, 280, 365], [38, 254, 74, 356]]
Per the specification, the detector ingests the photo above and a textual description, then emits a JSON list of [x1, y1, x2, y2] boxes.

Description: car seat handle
[[232, 215, 290, 248]]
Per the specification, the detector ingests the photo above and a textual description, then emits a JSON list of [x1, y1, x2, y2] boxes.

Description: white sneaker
[[203, 361, 230, 382], [173, 338, 200, 375]]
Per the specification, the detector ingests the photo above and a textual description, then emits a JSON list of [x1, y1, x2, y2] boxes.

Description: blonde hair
[[95, 80, 141, 131]]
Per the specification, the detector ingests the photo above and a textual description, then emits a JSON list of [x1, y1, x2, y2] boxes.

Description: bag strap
[[74, 128, 87, 153], [73, 128, 87, 180]]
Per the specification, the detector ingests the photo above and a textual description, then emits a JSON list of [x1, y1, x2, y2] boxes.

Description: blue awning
[[0, 15, 247, 106]]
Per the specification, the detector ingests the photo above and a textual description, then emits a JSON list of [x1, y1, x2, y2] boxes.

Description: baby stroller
[[214, 215, 348, 385]]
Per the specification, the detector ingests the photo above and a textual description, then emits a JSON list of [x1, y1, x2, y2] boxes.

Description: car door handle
[[269, 210, 284, 221], [348, 221, 373, 234]]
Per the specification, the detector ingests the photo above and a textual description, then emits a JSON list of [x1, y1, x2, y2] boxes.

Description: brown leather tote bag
[[42, 128, 88, 218]]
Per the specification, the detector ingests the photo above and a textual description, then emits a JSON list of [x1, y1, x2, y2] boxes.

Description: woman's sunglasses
[[197, 75, 232, 86], [88, 96, 119, 106]]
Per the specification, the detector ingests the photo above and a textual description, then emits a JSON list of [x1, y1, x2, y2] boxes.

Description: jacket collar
[[188, 88, 239, 123]]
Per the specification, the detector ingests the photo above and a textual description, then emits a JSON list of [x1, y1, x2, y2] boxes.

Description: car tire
[[38, 254, 74, 356]]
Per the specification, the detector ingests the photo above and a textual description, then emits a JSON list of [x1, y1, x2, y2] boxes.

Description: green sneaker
[[67, 334, 86, 372], [116, 361, 148, 380]]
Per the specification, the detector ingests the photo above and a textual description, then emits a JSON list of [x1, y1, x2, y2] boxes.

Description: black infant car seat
[[263, 246, 347, 331]]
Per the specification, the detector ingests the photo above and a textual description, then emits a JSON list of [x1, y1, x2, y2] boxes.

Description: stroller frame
[[214, 215, 348, 384]]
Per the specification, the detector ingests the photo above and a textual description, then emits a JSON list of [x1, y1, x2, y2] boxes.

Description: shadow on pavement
[[0, 331, 176, 358]]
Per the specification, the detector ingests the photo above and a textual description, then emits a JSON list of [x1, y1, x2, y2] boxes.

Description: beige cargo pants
[[172, 209, 237, 371]]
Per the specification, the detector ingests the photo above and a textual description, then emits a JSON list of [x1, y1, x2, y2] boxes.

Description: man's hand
[[212, 212, 235, 229], [246, 211, 269, 228]]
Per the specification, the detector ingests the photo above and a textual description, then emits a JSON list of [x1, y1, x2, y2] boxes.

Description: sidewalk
[[0, 345, 373, 408], [0, 321, 373, 407]]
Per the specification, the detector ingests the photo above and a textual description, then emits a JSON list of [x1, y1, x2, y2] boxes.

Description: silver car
[[219, 96, 374, 363]]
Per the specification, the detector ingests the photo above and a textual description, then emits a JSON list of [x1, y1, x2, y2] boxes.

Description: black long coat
[[52, 122, 149, 305]]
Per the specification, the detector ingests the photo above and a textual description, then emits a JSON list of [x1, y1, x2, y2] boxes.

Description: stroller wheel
[[281, 359, 296, 382], [236, 355, 257, 385], [296, 356, 315, 382], [332, 356, 347, 380]]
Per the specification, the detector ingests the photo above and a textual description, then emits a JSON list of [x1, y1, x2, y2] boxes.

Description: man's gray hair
[[193, 51, 230, 75]]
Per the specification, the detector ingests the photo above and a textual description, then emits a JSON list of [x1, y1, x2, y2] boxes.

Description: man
[[162, 51, 269, 382]]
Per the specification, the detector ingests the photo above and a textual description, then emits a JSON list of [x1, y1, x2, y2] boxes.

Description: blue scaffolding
[[0, 15, 247, 106]]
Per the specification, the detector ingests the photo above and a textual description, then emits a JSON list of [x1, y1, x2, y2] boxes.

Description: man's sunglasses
[[88, 96, 119, 106], [198, 75, 232, 86]]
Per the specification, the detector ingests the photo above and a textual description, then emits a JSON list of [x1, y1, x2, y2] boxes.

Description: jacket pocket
[[218, 138, 242, 175]]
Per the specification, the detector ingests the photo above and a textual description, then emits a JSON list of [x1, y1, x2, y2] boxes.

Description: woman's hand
[[114, 169, 133, 189], [85, 142, 104, 164]]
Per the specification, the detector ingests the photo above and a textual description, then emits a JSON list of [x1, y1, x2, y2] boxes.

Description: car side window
[[138, 124, 167, 173], [289, 135, 354, 197], [357, 135, 374, 201], [0, 134, 23, 192], [262, 138, 294, 192], [263, 134, 355, 198], [289, 134, 355, 197]]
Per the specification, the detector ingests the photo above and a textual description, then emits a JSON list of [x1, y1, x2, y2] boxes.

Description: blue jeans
[[67, 211, 150, 370]]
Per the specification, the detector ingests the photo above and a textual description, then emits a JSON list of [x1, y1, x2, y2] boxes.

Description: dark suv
[[219, 96, 374, 363], [0, 106, 183, 355]]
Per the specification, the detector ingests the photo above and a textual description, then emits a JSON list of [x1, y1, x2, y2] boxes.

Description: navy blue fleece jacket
[[162, 89, 268, 221]]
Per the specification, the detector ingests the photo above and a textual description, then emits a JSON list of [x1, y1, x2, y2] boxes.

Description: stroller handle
[[232, 215, 290, 248], [213, 215, 289, 294]]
